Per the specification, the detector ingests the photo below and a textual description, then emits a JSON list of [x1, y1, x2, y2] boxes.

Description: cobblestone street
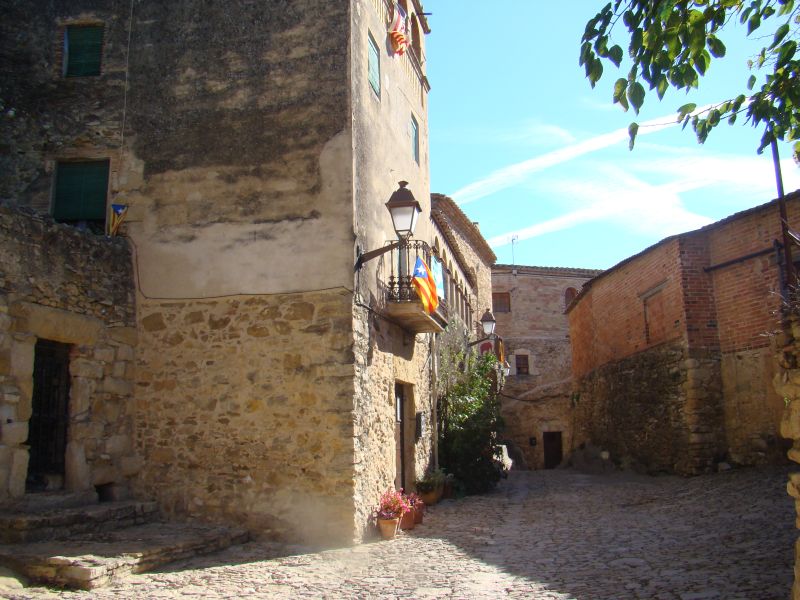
[[6, 466, 794, 600]]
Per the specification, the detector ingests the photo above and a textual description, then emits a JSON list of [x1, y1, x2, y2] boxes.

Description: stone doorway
[[395, 383, 407, 490], [27, 339, 71, 492], [543, 431, 563, 469]]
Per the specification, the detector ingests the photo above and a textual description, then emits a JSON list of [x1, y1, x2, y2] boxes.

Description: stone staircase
[[0, 493, 249, 590]]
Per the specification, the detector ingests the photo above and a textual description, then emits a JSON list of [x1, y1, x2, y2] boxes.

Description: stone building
[[0, 0, 495, 547], [568, 194, 800, 475], [491, 264, 600, 470]]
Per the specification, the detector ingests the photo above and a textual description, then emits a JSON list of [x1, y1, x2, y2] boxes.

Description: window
[[410, 114, 419, 164], [515, 354, 529, 375], [64, 25, 104, 77], [493, 292, 511, 313], [53, 160, 110, 232], [367, 32, 380, 97]]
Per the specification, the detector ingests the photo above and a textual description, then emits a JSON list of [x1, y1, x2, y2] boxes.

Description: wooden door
[[543, 431, 563, 470]]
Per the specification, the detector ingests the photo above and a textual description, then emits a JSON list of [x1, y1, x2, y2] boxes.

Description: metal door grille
[[28, 339, 71, 488]]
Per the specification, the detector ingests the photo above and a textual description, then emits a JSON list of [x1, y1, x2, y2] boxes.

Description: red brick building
[[568, 194, 800, 474]]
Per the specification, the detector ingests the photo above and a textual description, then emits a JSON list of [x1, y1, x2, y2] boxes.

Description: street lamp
[[386, 181, 422, 240], [355, 181, 422, 270], [479, 308, 496, 337]]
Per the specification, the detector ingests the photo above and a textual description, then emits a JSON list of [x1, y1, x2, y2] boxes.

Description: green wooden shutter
[[53, 161, 109, 222], [65, 25, 104, 77], [368, 33, 381, 97], [411, 115, 419, 164]]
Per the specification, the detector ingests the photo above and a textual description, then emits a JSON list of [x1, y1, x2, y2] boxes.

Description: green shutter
[[53, 161, 109, 222], [411, 116, 419, 164], [368, 33, 381, 97], [65, 25, 104, 77]]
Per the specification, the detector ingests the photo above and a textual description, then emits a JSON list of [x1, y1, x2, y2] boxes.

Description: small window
[[493, 292, 511, 313], [64, 25, 104, 77], [410, 114, 419, 164], [53, 160, 109, 233], [367, 33, 380, 97], [515, 354, 529, 375]]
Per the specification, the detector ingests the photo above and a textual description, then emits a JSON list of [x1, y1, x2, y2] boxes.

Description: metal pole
[[771, 136, 795, 292]]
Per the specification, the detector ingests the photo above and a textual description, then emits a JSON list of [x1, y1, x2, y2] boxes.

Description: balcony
[[379, 240, 448, 334]]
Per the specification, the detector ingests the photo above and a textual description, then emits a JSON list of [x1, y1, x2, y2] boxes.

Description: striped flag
[[389, 3, 408, 56], [109, 203, 128, 236], [412, 256, 439, 314]]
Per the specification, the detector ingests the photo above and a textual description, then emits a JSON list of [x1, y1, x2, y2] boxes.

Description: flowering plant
[[375, 488, 411, 520], [406, 492, 422, 507]]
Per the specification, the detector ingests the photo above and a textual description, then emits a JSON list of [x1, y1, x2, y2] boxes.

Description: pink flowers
[[375, 488, 412, 520]]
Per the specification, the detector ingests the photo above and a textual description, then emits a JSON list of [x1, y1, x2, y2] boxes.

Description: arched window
[[564, 287, 578, 309]]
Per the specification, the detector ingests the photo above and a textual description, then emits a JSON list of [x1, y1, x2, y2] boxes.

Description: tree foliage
[[580, 0, 800, 153], [438, 351, 504, 495]]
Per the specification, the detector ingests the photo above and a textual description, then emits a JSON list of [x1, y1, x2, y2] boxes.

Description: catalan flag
[[389, 3, 408, 56], [109, 203, 128, 236], [412, 256, 439, 314]]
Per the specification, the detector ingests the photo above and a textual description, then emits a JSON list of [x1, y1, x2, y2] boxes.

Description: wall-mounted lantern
[[355, 181, 421, 270]]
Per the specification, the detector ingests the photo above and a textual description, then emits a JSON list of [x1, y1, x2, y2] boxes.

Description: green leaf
[[613, 77, 628, 102], [779, 0, 795, 17], [589, 58, 604, 87], [628, 122, 639, 150], [656, 75, 669, 99], [708, 109, 721, 126], [776, 40, 797, 68], [747, 74, 757, 90], [631, 28, 643, 53], [772, 23, 790, 49], [728, 112, 737, 125], [707, 36, 726, 58], [608, 44, 624, 67], [678, 102, 697, 117], [695, 53, 707, 75], [628, 81, 646, 113], [748, 12, 761, 35]]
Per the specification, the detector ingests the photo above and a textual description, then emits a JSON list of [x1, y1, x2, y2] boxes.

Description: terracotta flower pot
[[399, 509, 415, 530], [377, 517, 400, 540], [419, 490, 438, 506], [413, 501, 424, 524]]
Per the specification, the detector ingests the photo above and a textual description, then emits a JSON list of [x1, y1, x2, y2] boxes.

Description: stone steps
[[0, 499, 159, 543], [0, 521, 250, 590]]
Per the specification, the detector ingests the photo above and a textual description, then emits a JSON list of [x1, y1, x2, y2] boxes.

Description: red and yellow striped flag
[[389, 3, 408, 56], [412, 257, 439, 314]]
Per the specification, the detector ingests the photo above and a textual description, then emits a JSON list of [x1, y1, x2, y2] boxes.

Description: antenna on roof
[[511, 235, 519, 269]]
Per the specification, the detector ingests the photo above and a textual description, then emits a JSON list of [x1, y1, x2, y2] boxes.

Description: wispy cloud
[[451, 108, 712, 205]]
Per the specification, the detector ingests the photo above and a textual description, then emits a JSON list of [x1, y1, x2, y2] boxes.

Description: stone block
[[0, 421, 27, 446], [91, 464, 121, 486], [115, 344, 135, 361], [120, 454, 144, 476], [101, 377, 132, 396], [9, 448, 28, 497], [94, 347, 115, 363], [65, 442, 91, 491], [109, 327, 137, 346], [71, 358, 104, 379], [70, 377, 96, 416], [112, 361, 127, 378], [9, 339, 34, 380], [10, 302, 102, 344], [105, 434, 132, 456]]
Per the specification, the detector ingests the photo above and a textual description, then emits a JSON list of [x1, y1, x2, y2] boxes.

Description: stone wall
[[134, 289, 358, 544], [0, 204, 138, 500], [492, 265, 599, 469]]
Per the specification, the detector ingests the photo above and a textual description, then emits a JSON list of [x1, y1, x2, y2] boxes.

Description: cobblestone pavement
[[6, 466, 795, 600]]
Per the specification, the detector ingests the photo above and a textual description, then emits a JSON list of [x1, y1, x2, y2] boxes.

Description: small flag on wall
[[389, 3, 408, 56], [412, 256, 439, 314], [109, 204, 128, 236]]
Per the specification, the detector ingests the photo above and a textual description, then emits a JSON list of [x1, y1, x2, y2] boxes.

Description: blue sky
[[425, 1, 800, 270]]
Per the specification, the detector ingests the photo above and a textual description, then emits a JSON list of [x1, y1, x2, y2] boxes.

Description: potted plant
[[407, 492, 424, 525], [375, 489, 411, 540], [415, 468, 446, 505]]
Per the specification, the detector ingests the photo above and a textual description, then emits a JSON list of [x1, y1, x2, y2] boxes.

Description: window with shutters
[[493, 292, 511, 313], [63, 25, 104, 77], [53, 160, 109, 233], [367, 32, 380, 97], [410, 114, 419, 164], [515, 354, 529, 375]]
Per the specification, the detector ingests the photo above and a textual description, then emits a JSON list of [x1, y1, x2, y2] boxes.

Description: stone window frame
[[55, 20, 106, 78], [367, 31, 381, 98], [493, 291, 511, 313]]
